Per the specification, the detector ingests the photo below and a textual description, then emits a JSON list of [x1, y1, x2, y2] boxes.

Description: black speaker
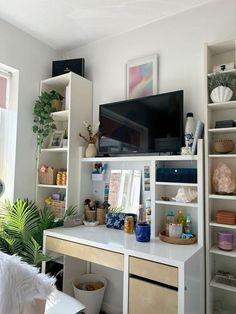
[[52, 58, 85, 77]]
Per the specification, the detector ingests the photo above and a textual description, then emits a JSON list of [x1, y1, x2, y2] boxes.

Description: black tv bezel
[[98, 90, 184, 156]]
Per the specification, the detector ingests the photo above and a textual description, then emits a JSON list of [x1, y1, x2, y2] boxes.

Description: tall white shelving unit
[[205, 38, 236, 314], [35, 72, 92, 214]]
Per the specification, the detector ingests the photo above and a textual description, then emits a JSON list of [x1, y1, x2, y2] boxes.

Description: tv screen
[[99, 90, 183, 155]]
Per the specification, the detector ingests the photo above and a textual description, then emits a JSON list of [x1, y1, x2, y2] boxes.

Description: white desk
[[43, 225, 204, 314]]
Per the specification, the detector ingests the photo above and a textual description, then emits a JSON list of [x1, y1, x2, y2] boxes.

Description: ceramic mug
[[135, 223, 151, 242]]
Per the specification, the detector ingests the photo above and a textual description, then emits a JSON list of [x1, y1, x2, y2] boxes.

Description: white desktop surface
[[44, 225, 201, 267]]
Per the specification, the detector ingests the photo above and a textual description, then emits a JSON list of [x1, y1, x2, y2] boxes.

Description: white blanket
[[0, 252, 55, 314]]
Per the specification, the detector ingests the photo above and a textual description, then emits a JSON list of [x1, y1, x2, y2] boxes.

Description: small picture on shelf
[[48, 130, 64, 148]]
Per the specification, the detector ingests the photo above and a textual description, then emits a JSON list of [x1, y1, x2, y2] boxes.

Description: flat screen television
[[99, 90, 184, 155]]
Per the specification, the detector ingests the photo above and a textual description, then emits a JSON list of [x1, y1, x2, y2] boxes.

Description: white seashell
[[172, 187, 198, 203], [210, 86, 233, 103]]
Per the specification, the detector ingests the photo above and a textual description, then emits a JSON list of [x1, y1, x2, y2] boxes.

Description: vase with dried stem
[[79, 121, 100, 157]]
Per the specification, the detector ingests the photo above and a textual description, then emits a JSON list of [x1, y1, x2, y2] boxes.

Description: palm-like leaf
[[21, 237, 50, 266], [0, 233, 23, 255], [3, 199, 39, 242], [34, 208, 56, 246]]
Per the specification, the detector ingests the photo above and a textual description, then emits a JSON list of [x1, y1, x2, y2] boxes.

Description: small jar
[[217, 231, 233, 251]]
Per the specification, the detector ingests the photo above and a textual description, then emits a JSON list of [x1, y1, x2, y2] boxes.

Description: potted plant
[[50, 90, 64, 111], [33, 91, 57, 148], [0, 199, 77, 266], [208, 73, 236, 103], [79, 121, 100, 157]]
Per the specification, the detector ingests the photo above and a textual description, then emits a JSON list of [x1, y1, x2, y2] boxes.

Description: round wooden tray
[[159, 230, 197, 245]]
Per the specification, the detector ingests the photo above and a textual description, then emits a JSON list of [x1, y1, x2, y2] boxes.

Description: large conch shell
[[172, 187, 197, 203]]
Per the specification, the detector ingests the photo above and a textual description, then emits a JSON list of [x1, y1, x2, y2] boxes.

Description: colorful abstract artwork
[[126, 55, 158, 99]]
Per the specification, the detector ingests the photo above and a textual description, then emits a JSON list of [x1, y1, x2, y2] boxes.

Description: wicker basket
[[49, 200, 66, 218], [38, 167, 57, 185]]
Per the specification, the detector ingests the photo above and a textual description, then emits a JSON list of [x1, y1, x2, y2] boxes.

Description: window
[[0, 70, 10, 109]]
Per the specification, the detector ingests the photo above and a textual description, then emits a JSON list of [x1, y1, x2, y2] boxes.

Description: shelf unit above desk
[[78, 140, 204, 243]]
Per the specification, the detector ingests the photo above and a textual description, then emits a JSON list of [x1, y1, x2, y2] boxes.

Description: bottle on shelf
[[138, 204, 145, 223], [165, 210, 175, 236], [176, 209, 185, 229], [184, 214, 193, 235], [184, 112, 196, 151], [145, 198, 151, 225]]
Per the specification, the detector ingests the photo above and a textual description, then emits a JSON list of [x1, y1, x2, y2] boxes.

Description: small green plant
[[208, 73, 236, 92], [50, 90, 64, 101], [0, 199, 77, 266], [33, 91, 57, 147]]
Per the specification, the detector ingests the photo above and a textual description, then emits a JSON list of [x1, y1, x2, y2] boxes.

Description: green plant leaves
[[0, 199, 78, 266], [32, 91, 59, 147]]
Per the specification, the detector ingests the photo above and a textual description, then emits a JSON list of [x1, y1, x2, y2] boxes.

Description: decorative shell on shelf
[[172, 187, 197, 203], [210, 86, 233, 103]]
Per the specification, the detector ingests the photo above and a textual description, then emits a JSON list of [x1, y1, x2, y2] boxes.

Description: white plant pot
[[210, 86, 233, 103]]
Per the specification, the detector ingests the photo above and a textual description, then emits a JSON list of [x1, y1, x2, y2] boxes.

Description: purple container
[[217, 231, 234, 251]]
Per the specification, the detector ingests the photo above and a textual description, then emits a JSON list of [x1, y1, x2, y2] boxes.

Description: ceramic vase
[[210, 86, 233, 103], [85, 143, 97, 158]]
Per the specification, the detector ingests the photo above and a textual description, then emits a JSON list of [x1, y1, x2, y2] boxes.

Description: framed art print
[[126, 54, 158, 99]]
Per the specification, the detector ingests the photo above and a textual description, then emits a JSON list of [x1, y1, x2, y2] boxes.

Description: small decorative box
[[216, 210, 235, 225]]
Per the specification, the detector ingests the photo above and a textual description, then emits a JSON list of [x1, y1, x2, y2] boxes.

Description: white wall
[[0, 18, 59, 201], [63, 0, 236, 125]]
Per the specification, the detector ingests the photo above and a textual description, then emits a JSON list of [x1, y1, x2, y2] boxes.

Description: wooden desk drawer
[[129, 277, 177, 314], [129, 256, 178, 287], [46, 236, 124, 271]]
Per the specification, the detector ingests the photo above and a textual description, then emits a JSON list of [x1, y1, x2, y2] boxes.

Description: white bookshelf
[[35, 72, 92, 215], [205, 37, 236, 314]]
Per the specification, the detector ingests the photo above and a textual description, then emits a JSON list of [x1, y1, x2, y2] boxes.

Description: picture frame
[[48, 130, 64, 148], [126, 54, 158, 99]]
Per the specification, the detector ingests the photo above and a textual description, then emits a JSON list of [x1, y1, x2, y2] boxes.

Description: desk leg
[[63, 256, 87, 296], [123, 254, 129, 314]]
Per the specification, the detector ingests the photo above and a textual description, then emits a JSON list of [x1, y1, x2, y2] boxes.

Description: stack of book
[[215, 120, 236, 128]]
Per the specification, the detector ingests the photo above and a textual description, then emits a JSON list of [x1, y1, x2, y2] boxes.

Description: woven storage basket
[[49, 200, 66, 218], [38, 167, 57, 185]]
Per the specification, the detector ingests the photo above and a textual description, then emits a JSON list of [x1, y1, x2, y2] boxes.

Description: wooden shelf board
[[209, 154, 236, 158], [208, 127, 236, 134], [209, 194, 236, 200], [51, 110, 69, 121], [155, 200, 198, 207], [38, 184, 67, 189], [81, 155, 198, 163], [208, 100, 236, 110], [209, 221, 236, 229], [210, 245, 236, 257], [210, 279, 236, 293], [208, 69, 236, 77], [155, 182, 197, 187], [41, 148, 68, 153], [41, 73, 70, 87]]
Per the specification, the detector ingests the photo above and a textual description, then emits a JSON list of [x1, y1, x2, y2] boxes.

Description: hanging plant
[[32, 91, 60, 147]]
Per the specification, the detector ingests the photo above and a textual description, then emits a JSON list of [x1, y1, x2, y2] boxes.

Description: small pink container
[[217, 231, 234, 251]]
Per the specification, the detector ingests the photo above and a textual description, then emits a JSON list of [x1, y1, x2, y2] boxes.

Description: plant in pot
[[79, 121, 100, 157], [0, 198, 77, 267], [208, 73, 236, 103], [33, 91, 64, 148], [50, 90, 64, 112]]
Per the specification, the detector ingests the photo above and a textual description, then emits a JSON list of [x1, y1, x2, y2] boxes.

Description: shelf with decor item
[[205, 37, 236, 313], [35, 72, 92, 216]]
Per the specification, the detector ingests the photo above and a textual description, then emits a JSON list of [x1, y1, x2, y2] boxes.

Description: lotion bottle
[[185, 112, 195, 150]]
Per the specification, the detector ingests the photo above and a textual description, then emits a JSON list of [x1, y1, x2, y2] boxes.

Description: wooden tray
[[159, 230, 197, 245]]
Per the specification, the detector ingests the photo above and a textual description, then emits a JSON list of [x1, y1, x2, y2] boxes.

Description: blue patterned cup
[[135, 223, 151, 242]]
